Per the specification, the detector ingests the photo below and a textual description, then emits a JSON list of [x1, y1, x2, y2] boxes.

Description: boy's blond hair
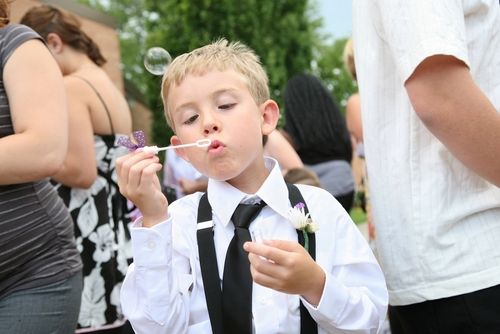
[[161, 38, 270, 129]]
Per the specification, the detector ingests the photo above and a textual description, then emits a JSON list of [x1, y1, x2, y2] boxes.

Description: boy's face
[[168, 70, 278, 191]]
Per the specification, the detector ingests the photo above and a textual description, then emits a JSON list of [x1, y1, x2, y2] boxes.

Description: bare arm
[[346, 93, 363, 144], [179, 178, 208, 195], [51, 78, 97, 188], [405, 55, 500, 186], [264, 130, 303, 173], [0, 40, 68, 184]]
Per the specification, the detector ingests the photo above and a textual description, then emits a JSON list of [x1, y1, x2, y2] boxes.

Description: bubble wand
[[141, 139, 211, 154], [117, 131, 211, 155]]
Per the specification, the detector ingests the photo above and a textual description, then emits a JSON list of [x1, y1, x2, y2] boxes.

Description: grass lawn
[[349, 206, 367, 225]]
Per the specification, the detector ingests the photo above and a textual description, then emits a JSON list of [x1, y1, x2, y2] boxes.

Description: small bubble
[[144, 47, 172, 76]]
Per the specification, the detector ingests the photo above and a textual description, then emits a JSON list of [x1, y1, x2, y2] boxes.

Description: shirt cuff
[[300, 265, 349, 323], [131, 215, 173, 267]]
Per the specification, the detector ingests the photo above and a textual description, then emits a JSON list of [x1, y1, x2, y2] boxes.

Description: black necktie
[[222, 201, 266, 334]]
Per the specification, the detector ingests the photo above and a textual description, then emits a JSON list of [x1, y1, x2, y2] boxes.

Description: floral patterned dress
[[53, 134, 132, 331]]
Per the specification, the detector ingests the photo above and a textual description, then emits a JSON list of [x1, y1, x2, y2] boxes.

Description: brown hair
[[20, 5, 106, 66], [284, 167, 321, 188], [0, 0, 10, 28]]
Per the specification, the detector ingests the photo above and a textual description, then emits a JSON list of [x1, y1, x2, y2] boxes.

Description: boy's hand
[[116, 151, 168, 227], [244, 240, 326, 306]]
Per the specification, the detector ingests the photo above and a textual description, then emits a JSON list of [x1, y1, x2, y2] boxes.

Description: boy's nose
[[202, 112, 220, 134], [203, 123, 219, 134]]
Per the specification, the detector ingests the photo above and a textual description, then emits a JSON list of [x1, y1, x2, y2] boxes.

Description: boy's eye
[[184, 114, 199, 125], [218, 103, 236, 110]]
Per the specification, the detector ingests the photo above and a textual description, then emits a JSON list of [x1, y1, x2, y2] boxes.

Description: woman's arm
[[264, 130, 303, 173], [51, 77, 97, 188], [0, 39, 68, 184]]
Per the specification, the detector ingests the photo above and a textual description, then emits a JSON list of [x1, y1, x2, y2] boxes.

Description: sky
[[316, 0, 352, 40]]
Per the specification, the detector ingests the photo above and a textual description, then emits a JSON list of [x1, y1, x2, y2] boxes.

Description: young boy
[[117, 39, 388, 334]]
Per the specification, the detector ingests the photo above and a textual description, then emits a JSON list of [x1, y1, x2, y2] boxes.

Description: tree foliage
[[143, 0, 321, 145], [76, 0, 353, 146], [313, 38, 358, 113]]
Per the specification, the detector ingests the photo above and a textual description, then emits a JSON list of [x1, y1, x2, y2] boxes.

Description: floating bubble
[[144, 47, 172, 76]]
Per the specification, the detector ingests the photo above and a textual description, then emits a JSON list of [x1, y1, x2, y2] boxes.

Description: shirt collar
[[207, 157, 292, 227]]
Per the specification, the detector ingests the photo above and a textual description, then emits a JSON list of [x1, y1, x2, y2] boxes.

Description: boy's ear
[[170, 135, 190, 163], [260, 99, 279, 136], [46, 33, 64, 54]]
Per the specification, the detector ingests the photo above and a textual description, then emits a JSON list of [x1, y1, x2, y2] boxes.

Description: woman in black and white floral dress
[[55, 136, 132, 332], [21, 5, 134, 333]]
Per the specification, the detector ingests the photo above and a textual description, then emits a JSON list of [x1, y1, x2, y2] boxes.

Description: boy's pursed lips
[[208, 139, 225, 153]]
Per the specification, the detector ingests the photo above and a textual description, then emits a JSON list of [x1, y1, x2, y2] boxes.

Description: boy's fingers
[[248, 252, 280, 274], [265, 239, 304, 252], [245, 241, 295, 265], [248, 258, 282, 289], [117, 152, 154, 185], [127, 157, 159, 188], [136, 162, 162, 187], [118, 153, 160, 197]]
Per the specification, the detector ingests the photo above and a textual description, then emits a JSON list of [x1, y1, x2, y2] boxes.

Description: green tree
[[143, 0, 322, 145], [313, 38, 358, 114], [76, 0, 150, 92], [77, 0, 356, 140], [78, 0, 322, 145]]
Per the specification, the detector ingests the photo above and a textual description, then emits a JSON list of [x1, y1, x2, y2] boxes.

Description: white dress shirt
[[121, 158, 388, 333], [353, 0, 500, 305]]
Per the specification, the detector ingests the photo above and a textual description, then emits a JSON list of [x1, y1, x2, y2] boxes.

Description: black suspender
[[197, 193, 223, 334], [286, 183, 318, 334], [196, 183, 318, 334]]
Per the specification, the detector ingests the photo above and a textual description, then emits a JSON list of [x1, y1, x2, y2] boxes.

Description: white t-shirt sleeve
[[377, 0, 470, 82]]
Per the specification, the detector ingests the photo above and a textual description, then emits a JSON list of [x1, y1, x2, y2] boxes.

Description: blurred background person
[[0, 1, 82, 332], [343, 39, 364, 160], [343, 38, 375, 241], [162, 128, 304, 202], [263, 129, 304, 174], [283, 73, 355, 212], [283, 166, 322, 188], [21, 5, 134, 333], [354, 1, 500, 333], [162, 147, 208, 202]]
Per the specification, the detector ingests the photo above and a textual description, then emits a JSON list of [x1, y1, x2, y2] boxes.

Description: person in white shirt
[[353, 1, 500, 332], [163, 147, 208, 200], [116, 38, 388, 334]]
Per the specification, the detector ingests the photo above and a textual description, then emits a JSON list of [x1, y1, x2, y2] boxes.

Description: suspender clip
[[197, 220, 214, 230]]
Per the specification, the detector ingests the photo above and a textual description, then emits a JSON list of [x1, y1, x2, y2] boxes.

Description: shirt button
[[147, 240, 156, 250]]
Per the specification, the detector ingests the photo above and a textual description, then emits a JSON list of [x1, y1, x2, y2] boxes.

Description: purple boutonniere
[[287, 202, 318, 251]]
